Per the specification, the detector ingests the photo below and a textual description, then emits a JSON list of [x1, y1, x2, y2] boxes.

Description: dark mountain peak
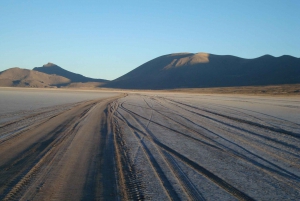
[[165, 52, 194, 57], [262, 54, 274, 57], [278, 55, 298, 59], [42, 62, 59, 68], [253, 54, 299, 60], [254, 54, 275, 60], [33, 63, 108, 83]]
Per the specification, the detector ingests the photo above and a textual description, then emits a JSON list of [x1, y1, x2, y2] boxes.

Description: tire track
[[160, 97, 300, 154], [118, 99, 255, 201], [116, 103, 180, 200], [121, 102, 221, 150], [0, 101, 97, 201], [111, 101, 147, 201], [164, 97, 300, 139], [145, 97, 300, 184], [155, 96, 300, 160], [0, 102, 81, 142], [0, 95, 123, 201]]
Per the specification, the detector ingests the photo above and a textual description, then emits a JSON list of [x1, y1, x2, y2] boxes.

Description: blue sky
[[1, 0, 299, 80]]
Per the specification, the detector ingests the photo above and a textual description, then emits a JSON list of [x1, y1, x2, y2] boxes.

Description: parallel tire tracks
[[116, 96, 255, 201], [0, 101, 97, 200], [1, 92, 299, 201], [0, 95, 123, 201]]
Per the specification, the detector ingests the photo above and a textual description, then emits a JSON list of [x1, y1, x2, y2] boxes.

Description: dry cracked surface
[[0, 91, 299, 200]]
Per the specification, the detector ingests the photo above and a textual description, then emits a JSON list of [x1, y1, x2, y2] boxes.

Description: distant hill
[[104, 53, 300, 89], [0, 67, 70, 87], [33, 63, 108, 83]]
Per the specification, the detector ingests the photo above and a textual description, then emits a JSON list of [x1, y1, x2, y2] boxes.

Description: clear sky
[[1, 0, 299, 80]]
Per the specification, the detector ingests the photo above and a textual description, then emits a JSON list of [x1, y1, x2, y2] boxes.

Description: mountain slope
[[104, 53, 300, 89], [0, 67, 70, 87], [33, 63, 108, 83]]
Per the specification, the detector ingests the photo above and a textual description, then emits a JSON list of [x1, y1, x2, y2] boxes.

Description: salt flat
[[0, 88, 118, 115], [0, 88, 119, 126], [113, 93, 300, 200], [0, 89, 299, 200]]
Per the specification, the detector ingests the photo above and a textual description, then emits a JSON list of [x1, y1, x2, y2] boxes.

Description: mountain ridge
[[33, 63, 108, 83], [104, 52, 300, 89], [0, 67, 70, 87], [0, 53, 299, 89]]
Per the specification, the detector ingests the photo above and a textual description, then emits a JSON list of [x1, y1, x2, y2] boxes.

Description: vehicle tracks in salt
[[116, 95, 255, 201]]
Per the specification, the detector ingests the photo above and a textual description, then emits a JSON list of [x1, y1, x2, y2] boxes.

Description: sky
[[1, 0, 299, 80]]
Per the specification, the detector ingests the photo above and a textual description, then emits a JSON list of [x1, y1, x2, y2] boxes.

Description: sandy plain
[[0, 88, 299, 200]]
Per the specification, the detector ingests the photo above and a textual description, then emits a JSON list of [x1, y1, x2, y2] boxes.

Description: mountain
[[1, 54, 299, 89], [33, 63, 108, 83], [104, 52, 300, 89], [0, 67, 70, 87]]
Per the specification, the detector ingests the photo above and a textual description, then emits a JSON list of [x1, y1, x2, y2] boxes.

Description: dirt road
[[0, 95, 121, 200], [0, 92, 299, 200]]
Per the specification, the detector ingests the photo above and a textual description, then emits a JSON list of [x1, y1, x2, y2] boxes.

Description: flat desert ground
[[0, 88, 299, 200]]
